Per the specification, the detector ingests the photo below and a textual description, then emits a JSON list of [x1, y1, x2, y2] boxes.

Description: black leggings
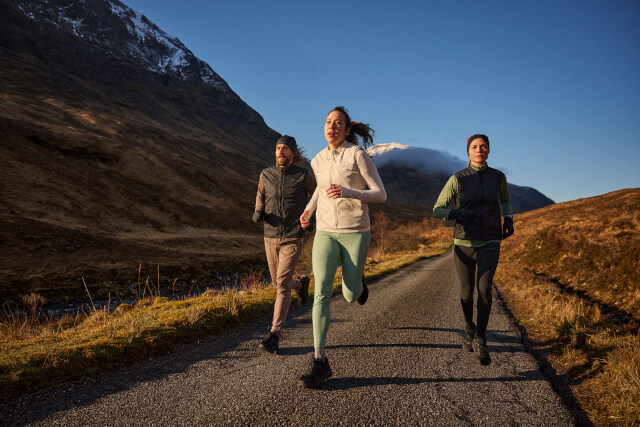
[[454, 242, 500, 338]]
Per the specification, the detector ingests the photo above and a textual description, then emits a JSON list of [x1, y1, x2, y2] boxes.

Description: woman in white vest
[[298, 106, 386, 388]]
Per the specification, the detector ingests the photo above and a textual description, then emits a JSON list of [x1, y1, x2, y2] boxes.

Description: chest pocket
[[338, 161, 361, 187]]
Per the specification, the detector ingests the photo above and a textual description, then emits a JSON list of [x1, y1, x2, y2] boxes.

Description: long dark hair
[[330, 106, 374, 149]]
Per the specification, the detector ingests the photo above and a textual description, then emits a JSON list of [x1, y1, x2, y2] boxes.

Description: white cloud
[[369, 143, 466, 175]]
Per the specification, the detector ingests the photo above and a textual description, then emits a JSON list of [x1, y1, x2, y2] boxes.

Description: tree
[[372, 211, 391, 256]]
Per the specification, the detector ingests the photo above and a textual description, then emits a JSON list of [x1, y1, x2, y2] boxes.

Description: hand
[[326, 184, 342, 199], [300, 210, 311, 228], [448, 209, 478, 225], [252, 210, 264, 223], [502, 216, 514, 239]]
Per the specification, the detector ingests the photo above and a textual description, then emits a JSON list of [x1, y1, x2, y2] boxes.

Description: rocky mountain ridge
[[12, 0, 228, 89]]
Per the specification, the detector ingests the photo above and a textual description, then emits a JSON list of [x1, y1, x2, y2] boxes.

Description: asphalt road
[[3, 249, 576, 425]]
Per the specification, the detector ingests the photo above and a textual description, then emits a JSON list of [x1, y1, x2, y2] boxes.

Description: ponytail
[[330, 106, 375, 149]]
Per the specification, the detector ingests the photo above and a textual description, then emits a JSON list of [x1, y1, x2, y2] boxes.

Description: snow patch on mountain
[[369, 142, 466, 175], [15, 0, 227, 90], [367, 142, 413, 157]]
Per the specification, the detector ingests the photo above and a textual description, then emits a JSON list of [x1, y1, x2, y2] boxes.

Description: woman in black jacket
[[432, 134, 514, 365]]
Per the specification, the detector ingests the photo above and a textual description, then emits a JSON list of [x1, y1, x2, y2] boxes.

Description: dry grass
[[0, 218, 451, 398], [499, 188, 640, 318], [0, 271, 274, 397], [495, 188, 640, 426]]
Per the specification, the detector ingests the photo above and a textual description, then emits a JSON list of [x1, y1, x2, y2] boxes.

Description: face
[[276, 143, 294, 167], [468, 138, 489, 166], [324, 110, 350, 147]]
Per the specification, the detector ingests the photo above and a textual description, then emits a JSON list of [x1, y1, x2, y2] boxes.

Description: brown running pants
[[264, 237, 304, 335]]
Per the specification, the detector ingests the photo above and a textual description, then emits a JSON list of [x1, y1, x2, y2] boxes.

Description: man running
[[253, 135, 316, 354]]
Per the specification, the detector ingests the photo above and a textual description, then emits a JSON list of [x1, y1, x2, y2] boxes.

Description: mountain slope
[[498, 187, 640, 318], [0, 0, 279, 301]]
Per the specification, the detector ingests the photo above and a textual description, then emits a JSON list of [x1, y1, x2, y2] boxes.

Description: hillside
[[0, 0, 278, 302], [499, 188, 640, 318], [494, 188, 639, 424]]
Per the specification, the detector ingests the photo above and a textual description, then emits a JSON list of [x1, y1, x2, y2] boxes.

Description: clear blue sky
[[123, 0, 639, 203]]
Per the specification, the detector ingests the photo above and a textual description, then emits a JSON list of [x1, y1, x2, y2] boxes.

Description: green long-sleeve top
[[433, 164, 512, 247]]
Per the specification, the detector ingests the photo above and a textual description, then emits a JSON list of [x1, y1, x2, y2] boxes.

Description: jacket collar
[[324, 141, 355, 158], [274, 162, 295, 173], [468, 163, 488, 172]]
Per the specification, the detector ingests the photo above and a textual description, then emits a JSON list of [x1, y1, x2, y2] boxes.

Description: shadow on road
[[319, 369, 545, 391], [323, 342, 527, 354], [2, 304, 313, 424]]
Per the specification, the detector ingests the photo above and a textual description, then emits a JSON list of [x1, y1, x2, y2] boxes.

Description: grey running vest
[[262, 164, 309, 238]]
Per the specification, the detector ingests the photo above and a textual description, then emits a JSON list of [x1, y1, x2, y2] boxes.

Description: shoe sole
[[259, 344, 278, 354], [299, 369, 333, 389]]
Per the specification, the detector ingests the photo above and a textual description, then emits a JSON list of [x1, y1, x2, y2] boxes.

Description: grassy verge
[[495, 264, 640, 425], [0, 217, 451, 399], [0, 286, 276, 398], [495, 189, 640, 426]]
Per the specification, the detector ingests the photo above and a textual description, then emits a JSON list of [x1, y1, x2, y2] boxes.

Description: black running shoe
[[472, 336, 491, 365], [462, 324, 476, 352], [357, 274, 368, 305], [297, 275, 310, 306], [299, 357, 333, 388], [259, 332, 279, 354]]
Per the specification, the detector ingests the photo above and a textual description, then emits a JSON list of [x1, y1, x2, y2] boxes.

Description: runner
[[432, 134, 514, 365], [298, 106, 386, 388], [253, 135, 316, 354]]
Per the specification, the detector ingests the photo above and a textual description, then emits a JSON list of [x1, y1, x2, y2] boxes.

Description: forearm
[[340, 153, 387, 203], [304, 187, 319, 213], [254, 174, 265, 212], [433, 175, 457, 219], [433, 207, 451, 220], [305, 170, 317, 194], [500, 176, 512, 216], [500, 201, 513, 217]]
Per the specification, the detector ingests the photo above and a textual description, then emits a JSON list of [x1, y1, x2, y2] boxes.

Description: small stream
[[5, 266, 270, 320]]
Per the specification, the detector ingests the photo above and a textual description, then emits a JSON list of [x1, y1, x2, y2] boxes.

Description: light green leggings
[[312, 230, 371, 348]]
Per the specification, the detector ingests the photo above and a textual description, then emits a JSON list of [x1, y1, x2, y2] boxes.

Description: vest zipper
[[280, 170, 285, 239], [331, 152, 338, 229], [479, 170, 485, 232]]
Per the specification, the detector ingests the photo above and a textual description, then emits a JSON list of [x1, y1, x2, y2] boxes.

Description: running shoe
[[299, 357, 333, 388], [259, 332, 279, 354], [357, 274, 368, 305], [472, 335, 491, 365], [297, 275, 310, 305]]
